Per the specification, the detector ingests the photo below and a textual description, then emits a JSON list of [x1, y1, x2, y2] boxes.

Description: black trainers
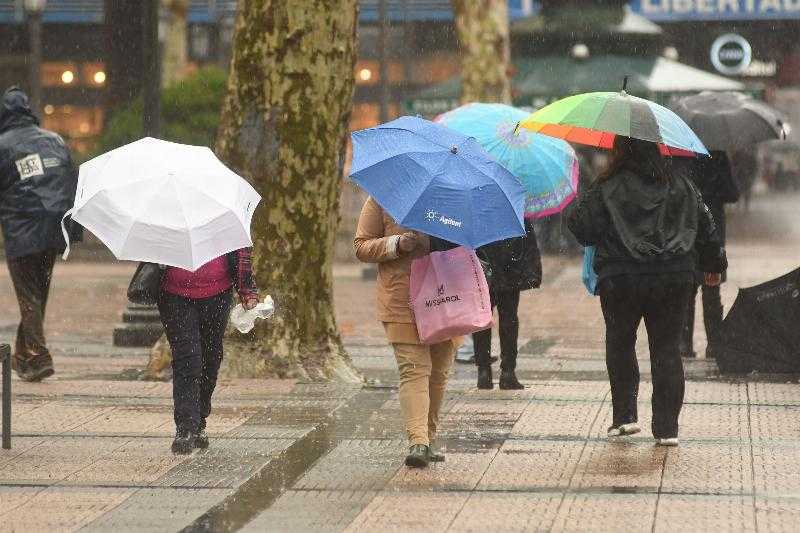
[[194, 430, 209, 449], [477, 366, 493, 389], [499, 370, 525, 390], [20, 354, 54, 382], [405, 444, 430, 468], [171, 431, 197, 454]]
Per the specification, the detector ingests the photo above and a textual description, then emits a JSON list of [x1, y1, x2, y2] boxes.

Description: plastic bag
[[582, 246, 598, 296], [229, 295, 275, 333]]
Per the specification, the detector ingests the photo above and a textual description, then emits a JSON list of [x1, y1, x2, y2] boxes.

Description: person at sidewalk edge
[[158, 249, 259, 454], [565, 136, 727, 447], [354, 197, 458, 468], [0, 87, 83, 382], [474, 217, 542, 390], [674, 151, 739, 359]]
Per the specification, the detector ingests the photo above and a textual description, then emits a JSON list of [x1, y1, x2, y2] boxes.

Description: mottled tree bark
[[451, 0, 512, 104], [161, 0, 190, 87], [215, 1, 360, 382]]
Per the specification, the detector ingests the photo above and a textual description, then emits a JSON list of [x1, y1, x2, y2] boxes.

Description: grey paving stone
[[755, 496, 800, 533], [477, 441, 584, 491], [661, 442, 754, 495], [81, 487, 232, 532], [749, 405, 800, 442], [511, 401, 604, 440], [154, 438, 295, 489], [294, 439, 403, 491], [571, 441, 666, 491], [241, 489, 378, 533], [344, 491, 470, 532]]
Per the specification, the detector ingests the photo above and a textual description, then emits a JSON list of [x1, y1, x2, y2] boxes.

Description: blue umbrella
[[436, 103, 579, 219], [349, 116, 526, 248]]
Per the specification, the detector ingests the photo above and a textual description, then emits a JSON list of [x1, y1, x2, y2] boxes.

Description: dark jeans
[[680, 284, 723, 353], [599, 276, 693, 439], [159, 290, 233, 433], [473, 289, 520, 371], [7, 250, 57, 364]]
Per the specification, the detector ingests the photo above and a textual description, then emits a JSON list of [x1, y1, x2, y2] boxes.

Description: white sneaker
[[607, 423, 641, 438], [655, 437, 679, 447]]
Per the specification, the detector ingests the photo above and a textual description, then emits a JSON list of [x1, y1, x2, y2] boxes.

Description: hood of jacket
[[0, 87, 39, 135]]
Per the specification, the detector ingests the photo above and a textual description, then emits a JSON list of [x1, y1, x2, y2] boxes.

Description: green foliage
[[92, 67, 228, 158]]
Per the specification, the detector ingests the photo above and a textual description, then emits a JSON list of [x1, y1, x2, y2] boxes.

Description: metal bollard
[[1, 343, 10, 449]]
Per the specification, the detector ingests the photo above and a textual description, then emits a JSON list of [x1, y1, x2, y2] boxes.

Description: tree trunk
[[215, 1, 361, 382], [450, 0, 512, 104], [161, 0, 190, 87]]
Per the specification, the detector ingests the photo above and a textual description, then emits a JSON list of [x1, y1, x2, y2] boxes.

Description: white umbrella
[[62, 137, 261, 271]]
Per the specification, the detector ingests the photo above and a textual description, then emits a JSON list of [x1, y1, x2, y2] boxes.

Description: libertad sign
[[630, 0, 800, 20]]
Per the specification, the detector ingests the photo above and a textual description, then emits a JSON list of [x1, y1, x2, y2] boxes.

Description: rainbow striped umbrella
[[519, 91, 709, 157], [436, 103, 579, 219]]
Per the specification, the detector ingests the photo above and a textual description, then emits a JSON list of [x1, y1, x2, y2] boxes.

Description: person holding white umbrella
[[63, 137, 262, 453]]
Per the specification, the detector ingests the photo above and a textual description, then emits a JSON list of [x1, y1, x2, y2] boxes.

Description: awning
[[405, 54, 746, 116]]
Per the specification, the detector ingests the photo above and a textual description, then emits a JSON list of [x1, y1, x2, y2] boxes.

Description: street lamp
[[24, 0, 47, 117]]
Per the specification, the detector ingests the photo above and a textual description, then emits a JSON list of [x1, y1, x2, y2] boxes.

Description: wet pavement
[[1, 192, 799, 531]]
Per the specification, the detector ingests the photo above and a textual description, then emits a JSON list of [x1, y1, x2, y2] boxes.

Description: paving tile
[[513, 400, 604, 440], [678, 403, 749, 441], [551, 493, 657, 532], [748, 383, 800, 406], [755, 496, 800, 533], [0, 437, 130, 484], [154, 438, 295, 489], [529, 381, 609, 402], [448, 492, 562, 532], [571, 441, 666, 490], [477, 441, 583, 491], [12, 403, 117, 435], [241, 490, 378, 532], [752, 444, 800, 495], [749, 405, 800, 442], [344, 492, 469, 532], [684, 382, 748, 405], [661, 442, 754, 495], [0, 486, 132, 532], [81, 487, 232, 532], [294, 439, 403, 491], [654, 495, 756, 533], [388, 450, 496, 492]]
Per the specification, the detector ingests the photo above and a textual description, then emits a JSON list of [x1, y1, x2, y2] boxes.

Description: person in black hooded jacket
[[0, 87, 82, 382], [473, 218, 542, 390], [565, 136, 726, 446]]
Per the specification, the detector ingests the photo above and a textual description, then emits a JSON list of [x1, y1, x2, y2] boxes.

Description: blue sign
[[629, 0, 800, 21]]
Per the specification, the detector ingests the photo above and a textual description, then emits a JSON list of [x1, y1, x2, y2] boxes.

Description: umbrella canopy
[[435, 103, 579, 219], [671, 91, 787, 152], [719, 267, 800, 374], [64, 137, 261, 271], [349, 116, 526, 249], [519, 90, 709, 157]]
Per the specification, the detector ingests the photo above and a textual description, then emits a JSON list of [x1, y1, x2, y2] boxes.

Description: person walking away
[[0, 87, 82, 382], [354, 197, 457, 468], [566, 137, 727, 446], [474, 218, 541, 390], [675, 151, 739, 359], [731, 148, 757, 211], [158, 248, 259, 454]]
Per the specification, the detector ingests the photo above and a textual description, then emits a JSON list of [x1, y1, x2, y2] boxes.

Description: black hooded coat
[[0, 87, 82, 259]]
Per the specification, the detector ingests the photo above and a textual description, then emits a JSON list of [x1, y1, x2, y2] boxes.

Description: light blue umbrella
[[349, 116, 526, 248], [436, 103, 579, 219]]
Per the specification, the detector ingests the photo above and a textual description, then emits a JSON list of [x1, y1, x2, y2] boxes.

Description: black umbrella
[[719, 267, 800, 374], [671, 91, 787, 152]]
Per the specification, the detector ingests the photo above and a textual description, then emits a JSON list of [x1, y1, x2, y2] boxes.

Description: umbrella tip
[[450, 145, 458, 154]]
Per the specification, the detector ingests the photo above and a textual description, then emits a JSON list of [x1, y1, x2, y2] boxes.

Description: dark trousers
[[680, 284, 723, 353], [7, 250, 57, 364], [159, 290, 233, 433], [599, 277, 692, 439], [473, 289, 520, 371]]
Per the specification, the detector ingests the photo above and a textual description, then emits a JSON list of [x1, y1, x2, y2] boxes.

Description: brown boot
[[21, 353, 54, 382]]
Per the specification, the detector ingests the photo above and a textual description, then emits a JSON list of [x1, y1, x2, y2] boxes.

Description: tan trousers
[[392, 340, 456, 446]]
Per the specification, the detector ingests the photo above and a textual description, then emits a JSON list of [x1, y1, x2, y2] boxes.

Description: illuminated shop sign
[[630, 0, 800, 20]]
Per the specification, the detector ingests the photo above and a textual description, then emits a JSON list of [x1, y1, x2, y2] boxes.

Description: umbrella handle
[[61, 208, 75, 261]]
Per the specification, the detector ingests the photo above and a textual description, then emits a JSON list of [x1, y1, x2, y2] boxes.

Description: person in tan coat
[[354, 197, 458, 468]]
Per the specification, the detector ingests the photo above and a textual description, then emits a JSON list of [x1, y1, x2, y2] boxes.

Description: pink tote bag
[[409, 246, 493, 345]]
